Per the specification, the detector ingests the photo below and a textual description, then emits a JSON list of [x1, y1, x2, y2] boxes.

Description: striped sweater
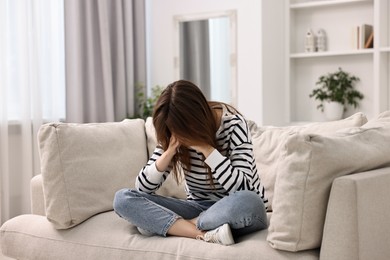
[[136, 106, 268, 208]]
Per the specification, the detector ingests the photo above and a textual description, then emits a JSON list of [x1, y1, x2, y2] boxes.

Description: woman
[[114, 80, 268, 245]]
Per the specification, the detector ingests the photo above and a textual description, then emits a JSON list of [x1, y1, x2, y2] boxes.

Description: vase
[[316, 29, 326, 52], [305, 29, 316, 52], [324, 101, 344, 121]]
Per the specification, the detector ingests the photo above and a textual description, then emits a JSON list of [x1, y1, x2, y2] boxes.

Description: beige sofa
[[1, 112, 390, 260]]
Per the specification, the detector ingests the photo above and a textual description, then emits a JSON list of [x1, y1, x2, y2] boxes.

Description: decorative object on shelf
[[309, 67, 364, 120], [352, 24, 374, 49], [364, 30, 374, 48], [361, 24, 373, 49], [304, 29, 316, 52], [316, 29, 326, 52]]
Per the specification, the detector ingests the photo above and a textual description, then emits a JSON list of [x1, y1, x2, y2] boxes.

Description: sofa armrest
[[30, 174, 46, 216], [320, 167, 390, 260]]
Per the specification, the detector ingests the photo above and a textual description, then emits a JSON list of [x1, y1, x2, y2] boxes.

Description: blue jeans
[[113, 189, 267, 237]]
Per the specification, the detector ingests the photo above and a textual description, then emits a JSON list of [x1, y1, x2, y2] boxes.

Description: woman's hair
[[152, 80, 221, 185]]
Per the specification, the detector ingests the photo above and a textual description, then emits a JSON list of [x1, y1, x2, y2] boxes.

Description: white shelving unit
[[290, 0, 372, 9], [285, 0, 389, 124]]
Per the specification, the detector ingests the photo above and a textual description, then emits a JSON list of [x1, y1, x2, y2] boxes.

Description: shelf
[[290, 49, 374, 58], [380, 47, 390, 52], [290, 0, 372, 9], [286, 0, 388, 124]]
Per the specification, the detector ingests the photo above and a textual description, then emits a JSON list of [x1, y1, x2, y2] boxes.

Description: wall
[[261, 0, 286, 126], [146, 0, 266, 124]]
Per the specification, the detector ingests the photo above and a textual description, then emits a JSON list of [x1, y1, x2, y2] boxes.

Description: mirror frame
[[173, 10, 237, 106]]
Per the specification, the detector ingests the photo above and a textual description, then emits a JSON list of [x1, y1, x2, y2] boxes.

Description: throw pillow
[[38, 119, 148, 229], [267, 111, 390, 251], [250, 112, 367, 211]]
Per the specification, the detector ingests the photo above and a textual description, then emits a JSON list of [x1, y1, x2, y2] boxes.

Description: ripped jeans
[[113, 189, 267, 237]]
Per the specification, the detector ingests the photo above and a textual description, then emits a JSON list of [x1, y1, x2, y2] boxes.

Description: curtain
[[0, 0, 65, 225], [179, 20, 211, 99], [64, 0, 146, 123]]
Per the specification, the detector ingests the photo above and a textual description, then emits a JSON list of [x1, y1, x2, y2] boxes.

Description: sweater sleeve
[[204, 117, 259, 194], [135, 146, 170, 193]]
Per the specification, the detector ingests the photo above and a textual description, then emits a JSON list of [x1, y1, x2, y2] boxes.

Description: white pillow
[[38, 119, 147, 229], [267, 111, 390, 251], [250, 112, 367, 211]]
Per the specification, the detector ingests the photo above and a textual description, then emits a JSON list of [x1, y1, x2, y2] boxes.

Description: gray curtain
[[64, 0, 146, 123], [179, 20, 211, 99]]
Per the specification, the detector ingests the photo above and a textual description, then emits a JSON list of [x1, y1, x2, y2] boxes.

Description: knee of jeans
[[232, 191, 265, 214], [231, 192, 267, 228], [113, 188, 135, 216]]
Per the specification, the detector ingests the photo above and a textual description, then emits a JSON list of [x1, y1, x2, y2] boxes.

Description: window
[[1, 0, 65, 122]]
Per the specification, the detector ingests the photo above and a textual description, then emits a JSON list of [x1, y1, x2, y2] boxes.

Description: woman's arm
[[155, 136, 180, 171], [135, 136, 180, 193], [205, 142, 257, 193], [194, 116, 260, 194]]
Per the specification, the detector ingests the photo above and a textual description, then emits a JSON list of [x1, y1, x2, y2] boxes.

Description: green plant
[[309, 67, 364, 111], [135, 84, 164, 119]]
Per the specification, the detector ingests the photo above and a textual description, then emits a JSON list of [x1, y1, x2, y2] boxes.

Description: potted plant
[[309, 67, 364, 120], [134, 84, 164, 120]]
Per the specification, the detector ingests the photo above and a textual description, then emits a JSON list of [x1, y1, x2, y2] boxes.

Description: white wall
[[261, 0, 286, 126], [146, 0, 265, 123]]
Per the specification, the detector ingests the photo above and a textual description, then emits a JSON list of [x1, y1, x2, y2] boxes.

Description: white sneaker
[[197, 223, 235, 246]]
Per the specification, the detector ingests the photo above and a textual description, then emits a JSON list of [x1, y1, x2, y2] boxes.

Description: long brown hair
[[153, 80, 219, 184]]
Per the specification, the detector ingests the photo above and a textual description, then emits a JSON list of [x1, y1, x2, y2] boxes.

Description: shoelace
[[196, 229, 221, 243]]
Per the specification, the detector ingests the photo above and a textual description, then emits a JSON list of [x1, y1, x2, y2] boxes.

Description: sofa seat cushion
[[0, 212, 319, 260]]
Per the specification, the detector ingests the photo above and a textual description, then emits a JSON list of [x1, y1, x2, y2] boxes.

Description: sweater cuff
[[145, 162, 165, 183], [204, 149, 225, 171]]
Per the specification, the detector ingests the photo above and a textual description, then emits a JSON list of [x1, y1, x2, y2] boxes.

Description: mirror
[[174, 11, 237, 105]]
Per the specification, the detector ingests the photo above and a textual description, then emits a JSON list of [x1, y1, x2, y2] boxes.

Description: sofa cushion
[[249, 112, 367, 211], [0, 212, 319, 260], [267, 111, 390, 252], [38, 119, 148, 229]]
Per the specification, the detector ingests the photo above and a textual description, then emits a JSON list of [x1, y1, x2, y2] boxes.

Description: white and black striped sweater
[[136, 106, 268, 208]]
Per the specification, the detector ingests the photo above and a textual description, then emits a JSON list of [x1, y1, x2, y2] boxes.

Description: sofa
[[1, 112, 390, 260]]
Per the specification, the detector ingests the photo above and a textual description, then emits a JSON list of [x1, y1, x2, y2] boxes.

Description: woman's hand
[[166, 135, 180, 156], [155, 135, 180, 172]]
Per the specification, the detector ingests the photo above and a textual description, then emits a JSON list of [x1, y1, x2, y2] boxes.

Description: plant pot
[[324, 101, 344, 121]]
